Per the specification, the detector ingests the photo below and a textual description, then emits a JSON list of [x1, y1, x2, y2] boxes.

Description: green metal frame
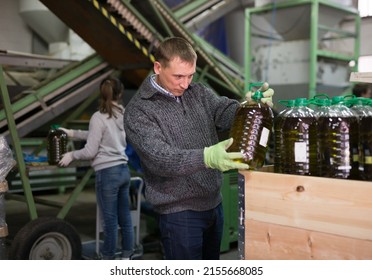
[[173, 0, 214, 19], [0, 65, 37, 219], [0, 65, 95, 221], [245, 0, 360, 97], [0, 54, 106, 123]]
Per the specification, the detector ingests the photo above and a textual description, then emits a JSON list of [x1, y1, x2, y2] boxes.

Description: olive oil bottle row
[[274, 95, 372, 181]]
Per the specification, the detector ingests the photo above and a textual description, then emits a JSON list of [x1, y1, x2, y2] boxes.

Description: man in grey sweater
[[124, 37, 273, 260]]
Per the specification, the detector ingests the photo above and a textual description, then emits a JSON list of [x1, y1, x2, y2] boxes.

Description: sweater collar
[[139, 74, 193, 100]]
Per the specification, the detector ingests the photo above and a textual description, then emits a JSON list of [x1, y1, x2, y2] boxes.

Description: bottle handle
[[248, 82, 266, 101]]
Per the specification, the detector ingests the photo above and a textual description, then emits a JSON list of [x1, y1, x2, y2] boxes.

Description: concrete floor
[[3, 185, 239, 260]]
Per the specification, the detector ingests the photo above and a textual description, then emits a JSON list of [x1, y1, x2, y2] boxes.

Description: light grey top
[[72, 105, 128, 171]]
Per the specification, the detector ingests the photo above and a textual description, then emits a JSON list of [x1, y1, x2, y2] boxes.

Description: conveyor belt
[[0, 54, 113, 141], [1, 0, 248, 141], [40, 0, 245, 98]]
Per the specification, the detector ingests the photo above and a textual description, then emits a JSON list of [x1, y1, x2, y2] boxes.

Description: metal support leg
[[0, 181, 9, 259], [57, 168, 94, 219], [0, 65, 38, 220]]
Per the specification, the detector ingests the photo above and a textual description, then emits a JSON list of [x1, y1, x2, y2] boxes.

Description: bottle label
[[259, 127, 270, 147], [337, 165, 352, 170], [294, 142, 307, 162]]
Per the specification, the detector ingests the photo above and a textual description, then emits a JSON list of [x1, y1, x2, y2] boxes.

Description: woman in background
[[59, 77, 133, 260]]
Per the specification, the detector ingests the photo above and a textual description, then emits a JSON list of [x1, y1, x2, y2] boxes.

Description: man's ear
[[154, 61, 161, 74]]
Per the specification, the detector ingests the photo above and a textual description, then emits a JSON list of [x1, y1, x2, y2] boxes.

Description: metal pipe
[[0, 181, 9, 260]]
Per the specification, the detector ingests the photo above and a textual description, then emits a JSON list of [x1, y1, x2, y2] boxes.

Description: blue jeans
[[159, 203, 224, 260], [95, 164, 133, 259]]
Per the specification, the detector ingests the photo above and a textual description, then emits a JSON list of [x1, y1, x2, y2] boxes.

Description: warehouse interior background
[[0, 0, 372, 260]]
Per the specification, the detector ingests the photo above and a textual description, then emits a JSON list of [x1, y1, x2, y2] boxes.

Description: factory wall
[[0, 0, 33, 53], [358, 17, 372, 57]]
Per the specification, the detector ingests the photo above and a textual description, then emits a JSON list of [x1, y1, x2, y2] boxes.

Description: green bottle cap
[[51, 124, 61, 130], [331, 96, 345, 105], [294, 98, 308, 106], [317, 98, 331, 106], [248, 82, 265, 102], [279, 99, 295, 107], [345, 97, 371, 107], [309, 93, 331, 106]]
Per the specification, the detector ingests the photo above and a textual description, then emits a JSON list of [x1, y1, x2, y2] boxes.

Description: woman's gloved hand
[[59, 152, 74, 167], [58, 127, 74, 138], [204, 138, 249, 172], [245, 82, 274, 107]]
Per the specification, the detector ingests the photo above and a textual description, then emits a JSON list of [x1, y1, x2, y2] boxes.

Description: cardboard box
[[238, 166, 372, 259]]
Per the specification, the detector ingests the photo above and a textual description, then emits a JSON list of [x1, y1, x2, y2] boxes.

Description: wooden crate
[[238, 166, 372, 260]]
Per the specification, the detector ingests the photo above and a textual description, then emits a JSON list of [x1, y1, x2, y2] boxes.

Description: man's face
[[154, 56, 196, 97]]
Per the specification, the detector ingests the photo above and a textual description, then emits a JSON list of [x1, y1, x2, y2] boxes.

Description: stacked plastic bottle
[[47, 124, 68, 165], [311, 95, 333, 177], [315, 95, 359, 179], [348, 97, 372, 181], [278, 98, 318, 176], [273, 99, 295, 173], [227, 83, 274, 170]]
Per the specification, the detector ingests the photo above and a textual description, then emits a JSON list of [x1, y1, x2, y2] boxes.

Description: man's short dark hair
[[155, 37, 197, 67]]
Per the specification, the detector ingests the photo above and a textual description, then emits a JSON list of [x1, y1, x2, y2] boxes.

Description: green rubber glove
[[245, 82, 274, 108], [204, 138, 250, 172]]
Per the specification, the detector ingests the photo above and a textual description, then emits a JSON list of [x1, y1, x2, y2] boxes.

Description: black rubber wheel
[[9, 217, 82, 260]]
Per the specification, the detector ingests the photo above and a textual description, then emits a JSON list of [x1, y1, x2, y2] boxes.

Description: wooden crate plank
[[242, 170, 372, 240], [245, 219, 372, 260]]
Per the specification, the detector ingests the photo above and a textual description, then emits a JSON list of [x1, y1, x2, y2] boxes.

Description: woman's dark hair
[[99, 77, 124, 118]]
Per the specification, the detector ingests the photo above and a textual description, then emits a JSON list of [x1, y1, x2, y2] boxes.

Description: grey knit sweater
[[124, 75, 240, 214]]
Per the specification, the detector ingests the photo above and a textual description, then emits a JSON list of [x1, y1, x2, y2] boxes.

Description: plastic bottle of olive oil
[[273, 99, 295, 173], [227, 83, 274, 170], [311, 94, 333, 177], [349, 97, 372, 181], [47, 124, 68, 165], [280, 98, 318, 176], [317, 96, 359, 179]]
